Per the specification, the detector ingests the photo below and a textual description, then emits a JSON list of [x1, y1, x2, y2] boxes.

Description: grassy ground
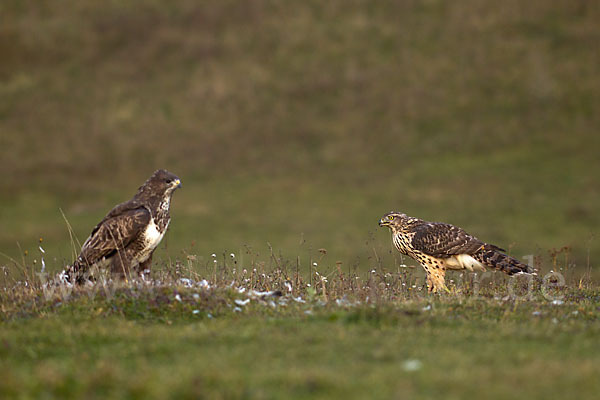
[[1, 260, 599, 399], [1, 2, 599, 398]]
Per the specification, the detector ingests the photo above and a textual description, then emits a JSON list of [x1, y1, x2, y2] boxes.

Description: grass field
[[1, 1, 599, 398], [1, 260, 599, 399]]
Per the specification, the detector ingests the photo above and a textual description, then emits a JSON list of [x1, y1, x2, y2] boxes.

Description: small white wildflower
[[238, 287, 246, 293], [192, 310, 200, 315], [248, 290, 278, 298], [285, 281, 292, 292], [179, 278, 192, 287], [402, 359, 422, 372], [371, 269, 376, 273], [193, 293, 200, 300], [207, 313, 213, 319], [292, 296, 305, 303], [336, 297, 354, 307], [213, 259, 217, 264], [230, 253, 235, 258], [211, 253, 217, 258], [233, 306, 242, 312], [198, 279, 210, 288], [551, 299, 564, 305], [175, 294, 182, 302], [235, 299, 250, 306], [38, 246, 45, 254], [313, 262, 318, 267], [422, 305, 431, 311]]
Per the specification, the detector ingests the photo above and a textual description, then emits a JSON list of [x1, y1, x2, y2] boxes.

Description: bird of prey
[[378, 211, 533, 293], [62, 169, 181, 284]]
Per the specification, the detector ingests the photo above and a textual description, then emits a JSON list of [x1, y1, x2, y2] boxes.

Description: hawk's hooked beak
[[378, 217, 389, 227], [173, 179, 182, 189]]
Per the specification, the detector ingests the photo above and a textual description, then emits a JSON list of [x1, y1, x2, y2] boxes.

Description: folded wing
[[78, 207, 151, 266], [411, 222, 502, 257]]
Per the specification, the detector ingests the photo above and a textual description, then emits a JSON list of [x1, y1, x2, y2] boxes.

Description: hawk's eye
[[165, 179, 172, 184], [389, 216, 394, 220]]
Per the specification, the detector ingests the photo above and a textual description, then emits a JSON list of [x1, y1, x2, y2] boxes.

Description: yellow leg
[[426, 268, 448, 293]]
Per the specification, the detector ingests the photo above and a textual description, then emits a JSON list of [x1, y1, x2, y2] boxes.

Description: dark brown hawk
[[379, 211, 533, 293], [62, 169, 181, 284]]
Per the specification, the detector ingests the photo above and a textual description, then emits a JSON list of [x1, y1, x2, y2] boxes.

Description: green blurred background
[[1, 0, 598, 275]]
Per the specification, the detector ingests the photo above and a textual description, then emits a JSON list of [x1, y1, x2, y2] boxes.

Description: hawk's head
[[378, 211, 407, 231], [137, 169, 182, 200], [149, 169, 181, 193]]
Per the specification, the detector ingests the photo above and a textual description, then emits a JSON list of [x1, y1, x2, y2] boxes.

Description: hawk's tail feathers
[[476, 248, 533, 275]]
